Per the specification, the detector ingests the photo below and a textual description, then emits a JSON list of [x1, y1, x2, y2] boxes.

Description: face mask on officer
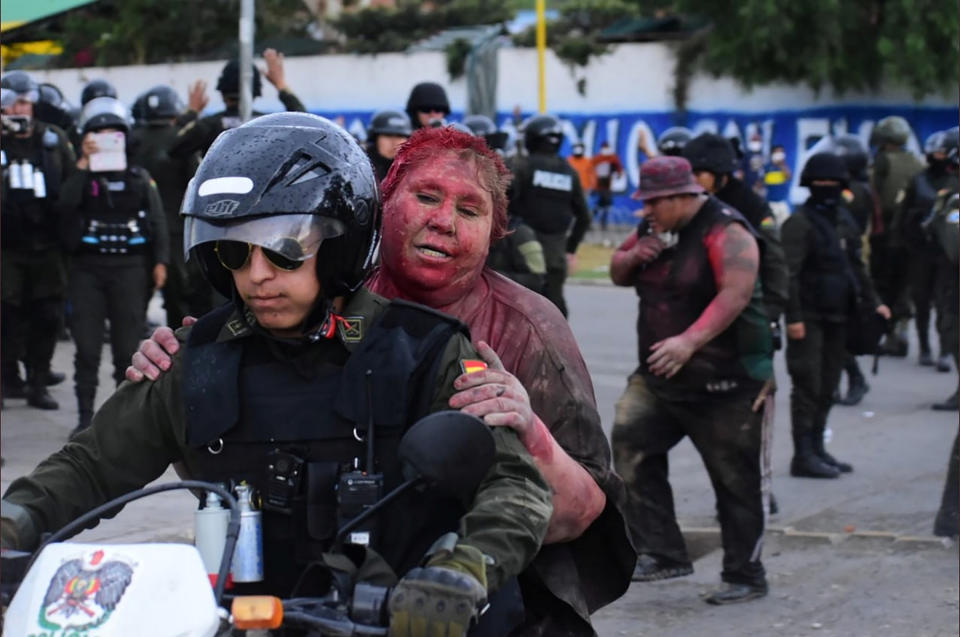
[[808, 183, 843, 207], [748, 139, 763, 153]]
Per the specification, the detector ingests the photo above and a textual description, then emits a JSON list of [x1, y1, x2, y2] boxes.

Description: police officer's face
[[380, 151, 494, 307], [693, 170, 717, 193], [231, 246, 321, 337], [376, 134, 408, 160], [416, 108, 446, 128]]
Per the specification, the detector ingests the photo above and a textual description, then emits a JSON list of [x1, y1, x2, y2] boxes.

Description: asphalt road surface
[[2, 284, 957, 635]]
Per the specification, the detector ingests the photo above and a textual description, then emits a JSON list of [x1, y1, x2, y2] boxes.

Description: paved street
[[2, 284, 958, 635]]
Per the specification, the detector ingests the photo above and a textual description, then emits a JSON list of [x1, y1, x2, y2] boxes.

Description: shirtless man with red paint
[[609, 155, 772, 605], [127, 125, 633, 635]]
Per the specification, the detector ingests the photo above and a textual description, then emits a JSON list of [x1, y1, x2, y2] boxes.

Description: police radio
[[337, 370, 384, 546]]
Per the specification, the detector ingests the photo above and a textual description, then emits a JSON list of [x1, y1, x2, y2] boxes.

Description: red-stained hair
[[380, 126, 512, 241]]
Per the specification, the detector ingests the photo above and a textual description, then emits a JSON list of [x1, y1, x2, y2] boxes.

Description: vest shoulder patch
[[459, 359, 488, 375]]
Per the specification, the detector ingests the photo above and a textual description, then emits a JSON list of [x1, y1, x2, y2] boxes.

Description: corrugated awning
[[1, 0, 98, 33]]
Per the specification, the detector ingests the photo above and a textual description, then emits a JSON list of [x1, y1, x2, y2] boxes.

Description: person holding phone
[[57, 96, 169, 437]]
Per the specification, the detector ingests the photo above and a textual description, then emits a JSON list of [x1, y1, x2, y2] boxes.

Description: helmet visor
[[184, 213, 345, 262]]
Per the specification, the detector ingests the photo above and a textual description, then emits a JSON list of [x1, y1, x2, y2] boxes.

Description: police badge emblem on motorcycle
[[37, 549, 135, 633]]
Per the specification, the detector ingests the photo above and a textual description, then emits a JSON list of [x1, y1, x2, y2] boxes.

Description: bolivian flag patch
[[460, 359, 488, 374]]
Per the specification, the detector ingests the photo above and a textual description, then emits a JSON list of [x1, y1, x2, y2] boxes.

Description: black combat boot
[[26, 368, 58, 410], [932, 390, 959, 411], [812, 424, 852, 473], [2, 359, 26, 399], [71, 388, 96, 439], [879, 322, 909, 357], [937, 352, 953, 373], [790, 431, 840, 478], [836, 372, 869, 406]]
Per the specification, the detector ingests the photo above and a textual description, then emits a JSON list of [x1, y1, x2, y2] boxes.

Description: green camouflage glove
[[388, 543, 488, 637]]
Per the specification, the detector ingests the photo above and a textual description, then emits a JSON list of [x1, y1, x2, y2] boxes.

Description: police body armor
[[903, 170, 954, 249], [794, 202, 856, 319], [180, 300, 471, 595], [1, 122, 65, 250], [129, 125, 196, 234], [512, 154, 579, 235], [632, 197, 772, 395], [70, 168, 152, 256]]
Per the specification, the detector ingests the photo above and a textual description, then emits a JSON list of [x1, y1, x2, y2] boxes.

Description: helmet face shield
[[184, 213, 345, 263]]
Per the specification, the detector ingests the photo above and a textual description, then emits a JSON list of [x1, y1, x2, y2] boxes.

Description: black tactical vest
[[180, 300, 471, 596], [633, 197, 772, 395], [512, 153, 579, 235], [1, 122, 66, 250], [795, 202, 855, 320], [75, 169, 152, 256]]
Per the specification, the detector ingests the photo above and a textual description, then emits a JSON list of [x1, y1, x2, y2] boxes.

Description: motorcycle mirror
[[398, 411, 495, 498]]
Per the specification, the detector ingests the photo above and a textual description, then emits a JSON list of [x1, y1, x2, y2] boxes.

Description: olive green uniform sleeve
[[756, 216, 789, 322], [1, 333, 189, 551], [428, 335, 553, 592], [781, 210, 811, 324], [168, 115, 222, 159]]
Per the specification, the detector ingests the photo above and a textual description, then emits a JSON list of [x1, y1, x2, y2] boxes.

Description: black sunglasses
[[215, 240, 305, 271]]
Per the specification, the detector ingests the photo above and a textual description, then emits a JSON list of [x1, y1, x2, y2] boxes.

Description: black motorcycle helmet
[[463, 114, 508, 152], [683, 133, 737, 175], [523, 114, 564, 154], [78, 96, 131, 135], [405, 82, 450, 129], [800, 152, 850, 187], [657, 126, 693, 156], [81, 79, 118, 106], [182, 112, 380, 306], [1, 71, 39, 102], [368, 109, 412, 139], [831, 134, 869, 180], [136, 85, 185, 123], [217, 59, 262, 98]]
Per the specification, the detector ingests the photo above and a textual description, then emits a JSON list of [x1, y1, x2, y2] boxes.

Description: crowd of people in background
[[1, 48, 957, 630]]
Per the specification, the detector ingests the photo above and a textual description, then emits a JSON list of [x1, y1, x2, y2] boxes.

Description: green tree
[[57, 0, 310, 67]]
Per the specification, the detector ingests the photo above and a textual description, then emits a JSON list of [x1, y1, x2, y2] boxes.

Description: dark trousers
[[935, 256, 959, 360], [787, 320, 846, 439], [1, 249, 67, 386], [908, 248, 939, 353], [68, 257, 149, 411], [535, 231, 569, 318], [870, 237, 911, 322], [611, 373, 767, 586], [162, 234, 214, 328]]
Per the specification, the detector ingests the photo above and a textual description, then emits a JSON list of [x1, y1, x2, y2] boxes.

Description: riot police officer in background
[[831, 134, 877, 405], [1, 72, 76, 409], [781, 153, 890, 478], [684, 133, 790, 325], [902, 129, 955, 370], [405, 81, 450, 130], [869, 115, 924, 357], [365, 109, 412, 182], [924, 127, 960, 411], [129, 85, 211, 328], [508, 114, 590, 316], [463, 114, 509, 155], [170, 48, 305, 159], [58, 97, 169, 436]]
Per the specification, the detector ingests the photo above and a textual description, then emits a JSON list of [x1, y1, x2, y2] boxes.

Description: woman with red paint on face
[[126, 126, 634, 636]]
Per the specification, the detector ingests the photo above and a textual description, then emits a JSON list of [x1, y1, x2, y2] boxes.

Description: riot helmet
[[523, 114, 564, 154], [78, 96, 131, 135], [368, 110, 412, 139], [181, 112, 380, 305], [405, 82, 450, 129], [445, 121, 474, 136], [34, 82, 76, 132], [136, 85, 184, 123], [924, 130, 946, 157], [870, 116, 911, 147], [657, 126, 693, 156], [216, 59, 262, 98], [683, 133, 738, 175], [831, 134, 869, 180], [800, 152, 850, 187], [81, 79, 117, 106], [1, 71, 39, 103], [464, 114, 508, 152]]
